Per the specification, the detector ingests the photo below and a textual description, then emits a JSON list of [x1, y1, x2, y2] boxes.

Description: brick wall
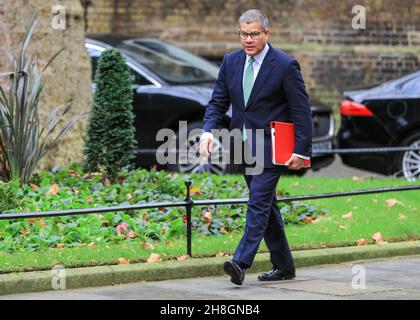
[[86, 0, 420, 107]]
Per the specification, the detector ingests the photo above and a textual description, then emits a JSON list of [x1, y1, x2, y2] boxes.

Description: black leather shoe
[[257, 265, 296, 281], [223, 260, 245, 285]]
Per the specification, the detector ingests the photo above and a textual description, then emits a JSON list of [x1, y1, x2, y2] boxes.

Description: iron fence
[[1, 144, 419, 256], [1, 181, 419, 257]]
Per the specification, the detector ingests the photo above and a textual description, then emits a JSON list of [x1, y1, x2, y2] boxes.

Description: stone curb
[[1, 241, 420, 296]]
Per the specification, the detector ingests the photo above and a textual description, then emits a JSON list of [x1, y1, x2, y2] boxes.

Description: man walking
[[200, 9, 312, 285]]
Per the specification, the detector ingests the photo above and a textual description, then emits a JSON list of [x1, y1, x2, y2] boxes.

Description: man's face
[[239, 21, 269, 57]]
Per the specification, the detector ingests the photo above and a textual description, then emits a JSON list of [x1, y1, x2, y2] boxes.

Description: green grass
[[282, 176, 420, 248], [0, 233, 252, 274], [0, 175, 418, 274]]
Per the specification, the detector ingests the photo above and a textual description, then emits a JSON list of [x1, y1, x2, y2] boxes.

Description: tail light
[[340, 99, 373, 116]]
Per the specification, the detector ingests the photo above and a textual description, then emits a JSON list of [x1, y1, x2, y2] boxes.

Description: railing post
[[184, 180, 193, 257]]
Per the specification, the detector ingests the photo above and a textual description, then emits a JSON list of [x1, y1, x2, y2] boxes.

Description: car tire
[[167, 121, 231, 175], [396, 131, 420, 181]]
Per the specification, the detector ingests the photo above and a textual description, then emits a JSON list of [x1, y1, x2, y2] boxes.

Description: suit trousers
[[233, 142, 294, 269]]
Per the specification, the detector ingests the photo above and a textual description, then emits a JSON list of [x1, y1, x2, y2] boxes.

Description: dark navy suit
[[202, 44, 312, 268]]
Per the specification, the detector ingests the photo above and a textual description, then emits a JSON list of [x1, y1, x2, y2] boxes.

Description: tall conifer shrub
[[83, 49, 136, 177]]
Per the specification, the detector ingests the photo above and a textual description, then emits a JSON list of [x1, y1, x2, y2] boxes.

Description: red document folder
[[270, 121, 311, 167]]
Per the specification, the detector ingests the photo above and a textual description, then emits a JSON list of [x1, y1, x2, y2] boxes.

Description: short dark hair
[[239, 9, 269, 29]]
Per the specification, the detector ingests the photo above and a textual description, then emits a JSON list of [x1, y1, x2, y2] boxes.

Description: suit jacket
[[202, 43, 313, 168]]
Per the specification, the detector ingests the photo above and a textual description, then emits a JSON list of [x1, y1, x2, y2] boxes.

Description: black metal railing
[[1, 182, 419, 257], [1, 144, 419, 256], [136, 146, 420, 155], [313, 146, 420, 154]]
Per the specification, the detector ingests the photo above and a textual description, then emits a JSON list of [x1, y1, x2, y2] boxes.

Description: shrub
[[83, 49, 137, 178], [0, 179, 24, 213], [0, 12, 83, 183]]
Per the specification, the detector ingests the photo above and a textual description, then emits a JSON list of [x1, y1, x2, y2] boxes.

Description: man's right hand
[[199, 132, 214, 158]]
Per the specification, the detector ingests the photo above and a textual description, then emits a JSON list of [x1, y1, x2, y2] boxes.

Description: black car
[[86, 36, 335, 174], [337, 71, 420, 181]]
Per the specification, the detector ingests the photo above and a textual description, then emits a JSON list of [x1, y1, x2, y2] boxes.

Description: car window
[[117, 41, 219, 85], [86, 46, 152, 86], [401, 76, 420, 93], [86, 47, 101, 80], [128, 67, 153, 86]]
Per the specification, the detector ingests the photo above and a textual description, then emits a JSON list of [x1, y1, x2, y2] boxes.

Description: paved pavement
[[2, 255, 419, 300]]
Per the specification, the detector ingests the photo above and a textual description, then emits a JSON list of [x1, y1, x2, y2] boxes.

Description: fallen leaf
[[372, 198, 379, 203], [146, 253, 161, 263], [372, 232, 383, 243], [356, 238, 369, 246], [56, 243, 66, 248], [71, 188, 79, 194], [216, 252, 229, 257], [118, 258, 130, 264], [202, 211, 212, 226], [88, 242, 96, 248], [142, 242, 155, 250], [127, 231, 137, 239], [385, 198, 404, 208], [372, 232, 388, 244], [177, 255, 189, 261], [127, 194, 133, 201], [68, 169, 80, 177], [311, 216, 324, 224], [303, 217, 313, 224], [46, 183, 59, 196], [220, 227, 227, 233], [352, 176, 363, 181], [29, 183, 39, 190], [190, 186, 201, 195], [83, 172, 100, 179], [342, 212, 353, 219], [398, 214, 407, 221]]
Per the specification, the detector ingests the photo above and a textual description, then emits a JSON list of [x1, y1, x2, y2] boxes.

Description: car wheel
[[398, 132, 420, 181], [167, 122, 230, 175]]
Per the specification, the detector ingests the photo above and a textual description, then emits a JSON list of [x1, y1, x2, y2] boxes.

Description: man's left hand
[[285, 155, 305, 170]]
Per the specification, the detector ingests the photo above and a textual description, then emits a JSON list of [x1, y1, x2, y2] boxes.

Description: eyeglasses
[[238, 31, 264, 40]]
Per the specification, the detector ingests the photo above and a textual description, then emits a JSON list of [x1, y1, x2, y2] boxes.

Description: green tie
[[242, 57, 255, 141]]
